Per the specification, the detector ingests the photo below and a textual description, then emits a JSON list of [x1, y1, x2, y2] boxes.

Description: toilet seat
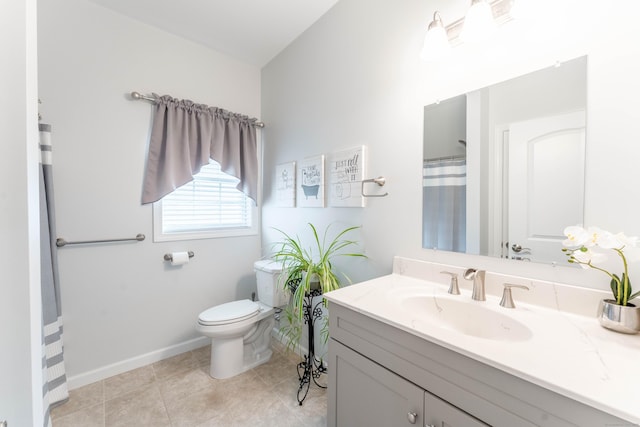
[[198, 299, 260, 326]]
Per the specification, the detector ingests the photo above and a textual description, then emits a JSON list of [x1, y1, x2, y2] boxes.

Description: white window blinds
[[153, 160, 256, 241]]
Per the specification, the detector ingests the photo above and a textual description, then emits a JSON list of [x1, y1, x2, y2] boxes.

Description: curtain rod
[[424, 155, 466, 162], [130, 91, 265, 128]]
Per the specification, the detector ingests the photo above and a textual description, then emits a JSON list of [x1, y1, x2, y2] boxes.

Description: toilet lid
[[198, 299, 260, 326]]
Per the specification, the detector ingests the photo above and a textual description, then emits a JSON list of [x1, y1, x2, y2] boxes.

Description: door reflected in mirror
[[422, 56, 587, 264]]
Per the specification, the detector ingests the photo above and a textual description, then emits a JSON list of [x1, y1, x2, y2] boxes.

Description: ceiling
[[86, 0, 340, 67]]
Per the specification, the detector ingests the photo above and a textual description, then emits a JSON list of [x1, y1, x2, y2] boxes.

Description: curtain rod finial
[[130, 91, 143, 100]]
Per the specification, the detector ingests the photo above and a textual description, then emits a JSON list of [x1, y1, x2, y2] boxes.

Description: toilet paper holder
[[164, 251, 195, 262]]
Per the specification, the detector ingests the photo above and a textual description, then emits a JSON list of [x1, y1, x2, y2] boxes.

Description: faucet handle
[[500, 283, 530, 308], [440, 271, 460, 295]]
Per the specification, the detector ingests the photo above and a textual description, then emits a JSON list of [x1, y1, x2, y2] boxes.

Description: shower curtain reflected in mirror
[[422, 158, 466, 252], [39, 124, 68, 425]]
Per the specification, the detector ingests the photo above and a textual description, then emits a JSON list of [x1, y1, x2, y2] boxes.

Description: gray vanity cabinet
[[327, 301, 628, 427], [331, 339, 424, 426], [331, 339, 488, 426], [424, 391, 489, 427]]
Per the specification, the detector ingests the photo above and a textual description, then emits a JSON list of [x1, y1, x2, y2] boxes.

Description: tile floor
[[51, 341, 327, 427]]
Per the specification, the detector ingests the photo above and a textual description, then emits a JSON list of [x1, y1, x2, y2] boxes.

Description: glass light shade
[[460, 0, 496, 43], [509, 0, 536, 21], [420, 22, 450, 61]]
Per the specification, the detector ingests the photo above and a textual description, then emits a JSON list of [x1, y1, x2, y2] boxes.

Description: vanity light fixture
[[419, 11, 451, 61], [460, 0, 496, 43], [421, 0, 514, 60]]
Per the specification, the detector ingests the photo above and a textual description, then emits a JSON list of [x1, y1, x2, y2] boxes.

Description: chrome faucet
[[464, 268, 486, 301]]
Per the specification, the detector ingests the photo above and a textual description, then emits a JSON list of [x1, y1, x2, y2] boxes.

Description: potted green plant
[[271, 223, 366, 349], [562, 225, 640, 333]]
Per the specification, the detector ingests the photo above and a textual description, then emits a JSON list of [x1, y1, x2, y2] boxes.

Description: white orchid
[[562, 225, 589, 247], [590, 228, 623, 249], [562, 225, 640, 306], [616, 232, 639, 251], [571, 247, 607, 267]]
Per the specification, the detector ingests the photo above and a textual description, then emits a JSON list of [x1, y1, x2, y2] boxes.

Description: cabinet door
[[424, 391, 489, 427], [330, 340, 424, 427]]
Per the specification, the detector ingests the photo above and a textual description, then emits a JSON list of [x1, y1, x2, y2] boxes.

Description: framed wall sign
[[275, 161, 296, 207], [328, 146, 366, 207], [298, 155, 325, 208]]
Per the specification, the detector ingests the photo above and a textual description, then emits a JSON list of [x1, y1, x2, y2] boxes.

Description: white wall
[[262, 0, 640, 291], [38, 0, 262, 387], [0, 0, 42, 425]]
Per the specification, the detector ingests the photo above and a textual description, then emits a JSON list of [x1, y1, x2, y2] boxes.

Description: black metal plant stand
[[296, 288, 327, 405]]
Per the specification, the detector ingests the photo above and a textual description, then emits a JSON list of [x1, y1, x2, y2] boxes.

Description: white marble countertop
[[324, 257, 640, 424]]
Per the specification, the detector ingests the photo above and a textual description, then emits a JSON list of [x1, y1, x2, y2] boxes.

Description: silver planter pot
[[597, 299, 640, 334]]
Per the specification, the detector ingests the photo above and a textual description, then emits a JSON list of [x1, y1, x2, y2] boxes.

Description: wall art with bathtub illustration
[[297, 155, 325, 208], [275, 161, 296, 207], [328, 146, 366, 207]]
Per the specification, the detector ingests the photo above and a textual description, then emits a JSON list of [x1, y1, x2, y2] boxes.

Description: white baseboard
[[67, 327, 326, 390], [66, 336, 210, 390]]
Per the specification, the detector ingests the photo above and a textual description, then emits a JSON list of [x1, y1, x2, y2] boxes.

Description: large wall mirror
[[423, 56, 587, 264]]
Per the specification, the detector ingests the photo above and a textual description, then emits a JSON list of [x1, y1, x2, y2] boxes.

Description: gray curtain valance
[[141, 94, 259, 204]]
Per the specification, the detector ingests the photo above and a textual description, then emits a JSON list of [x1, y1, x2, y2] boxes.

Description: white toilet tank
[[254, 260, 290, 308]]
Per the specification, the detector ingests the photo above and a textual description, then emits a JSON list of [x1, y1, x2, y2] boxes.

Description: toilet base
[[209, 340, 274, 379], [208, 316, 275, 379]]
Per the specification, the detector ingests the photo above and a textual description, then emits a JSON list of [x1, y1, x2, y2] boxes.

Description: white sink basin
[[401, 295, 533, 342]]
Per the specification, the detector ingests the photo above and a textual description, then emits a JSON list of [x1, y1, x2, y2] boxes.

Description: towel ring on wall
[[361, 176, 388, 198]]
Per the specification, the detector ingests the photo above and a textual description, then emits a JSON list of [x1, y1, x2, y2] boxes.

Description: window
[[153, 160, 257, 241]]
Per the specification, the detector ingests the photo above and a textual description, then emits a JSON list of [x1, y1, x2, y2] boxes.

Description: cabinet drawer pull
[[407, 411, 417, 424]]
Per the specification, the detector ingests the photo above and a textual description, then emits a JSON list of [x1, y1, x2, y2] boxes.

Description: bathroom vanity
[[325, 257, 640, 427]]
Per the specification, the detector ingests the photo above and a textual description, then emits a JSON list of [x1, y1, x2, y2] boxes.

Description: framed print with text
[[275, 161, 296, 207], [297, 155, 325, 208], [328, 146, 366, 207]]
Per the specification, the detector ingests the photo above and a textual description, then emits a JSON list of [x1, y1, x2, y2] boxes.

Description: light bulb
[[461, 0, 496, 43], [420, 12, 451, 62]]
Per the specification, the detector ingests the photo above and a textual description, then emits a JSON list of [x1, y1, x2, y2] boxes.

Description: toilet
[[196, 260, 289, 379]]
